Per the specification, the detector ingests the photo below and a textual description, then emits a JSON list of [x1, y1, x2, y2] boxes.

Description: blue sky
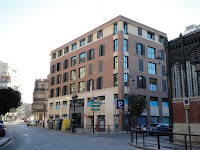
[[0, 0, 199, 103]]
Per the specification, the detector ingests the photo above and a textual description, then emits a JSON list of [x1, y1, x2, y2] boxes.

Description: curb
[[128, 141, 154, 150], [0, 138, 11, 149]]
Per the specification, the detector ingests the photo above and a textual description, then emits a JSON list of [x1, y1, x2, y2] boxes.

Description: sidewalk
[[0, 137, 10, 148], [128, 135, 200, 150]]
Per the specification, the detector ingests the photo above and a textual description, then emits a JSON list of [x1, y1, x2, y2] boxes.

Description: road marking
[[23, 134, 29, 137], [0, 139, 13, 150]]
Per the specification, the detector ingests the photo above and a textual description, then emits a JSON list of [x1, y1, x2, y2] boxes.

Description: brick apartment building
[[47, 15, 168, 128]]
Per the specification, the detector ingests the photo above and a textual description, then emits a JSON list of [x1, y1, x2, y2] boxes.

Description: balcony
[[33, 98, 46, 101], [34, 88, 48, 91]]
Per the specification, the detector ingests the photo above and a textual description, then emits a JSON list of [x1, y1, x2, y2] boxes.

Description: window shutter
[[87, 80, 89, 91], [101, 77, 103, 89], [136, 43, 138, 54], [92, 79, 94, 90], [137, 76, 139, 88], [103, 44, 105, 56], [97, 78, 99, 89], [93, 49, 95, 59], [144, 77, 146, 89], [99, 45, 101, 57], [87, 51, 89, 61], [142, 44, 145, 56]]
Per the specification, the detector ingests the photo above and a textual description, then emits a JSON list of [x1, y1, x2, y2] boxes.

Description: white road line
[[6, 128, 14, 140], [0, 139, 13, 150], [23, 134, 29, 137]]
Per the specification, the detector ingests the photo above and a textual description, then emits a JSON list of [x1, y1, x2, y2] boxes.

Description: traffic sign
[[91, 105, 100, 107], [90, 108, 100, 111], [183, 98, 190, 109], [117, 100, 124, 109]]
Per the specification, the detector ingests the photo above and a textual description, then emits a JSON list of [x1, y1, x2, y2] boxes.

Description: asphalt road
[[2, 120, 136, 150]]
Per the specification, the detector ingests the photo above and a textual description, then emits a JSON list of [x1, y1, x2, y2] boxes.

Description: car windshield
[[150, 124, 159, 127]]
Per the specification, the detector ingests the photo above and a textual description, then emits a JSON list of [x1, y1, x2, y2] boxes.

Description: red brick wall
[[173, 101, 200, 123]]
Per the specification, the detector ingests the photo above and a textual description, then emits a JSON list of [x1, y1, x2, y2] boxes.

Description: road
[[1, 120, 136, 150]]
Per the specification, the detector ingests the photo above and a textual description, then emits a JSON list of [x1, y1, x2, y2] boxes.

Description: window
[[161, 50, 165, 61], [159, 35, 164, 43], [114, 39, 118, 51], [96, 77, 103, 89], [87, 79, 94, 91], [162, 80, 167, 92], [79, 52, 86, 64], [149, 78, 157, 91], [63, 72, 68, 82], [139, 59, 143, 72], [147, 32, 154, 40], [72, 43, 77, 50], [56, 87, 61, 97], [148, 62, 156, 75], [71, 56, 77, 67], [162, 65, 165, 76], [57, 75, 61, 84], [124, 56, 128, 69], [114, 23, 118, 35], [136, 43, 145, 56], [56, 102, 60, 109], [70, 83, 76, 94], [50, 89, 54, 98], [114, 74, 118, 87], [124, 22, 127, 34], [99, 44, 105, 57], [52, 53, 56, 60], [79, 81, 85, 93], [58, 50, 62, 57], [63, 59, 69, 69], [123, 39, 128, 51], [87, 49, 94, 61], [63, 101, 67, 108], [137, 76, 146, 89], [51, 65, 55, 74], [138, 27, 142, 36], [57, 62, 61, 71], [114, 56, 118, 69], [99, 61, 103, 73], [80, 39, 86, 47], [162, 98, 168, 107], [148, 47, 155, 59], [70, 70, 76, 80], [150, 97, 158, 106], [88, 34, 93, 43], [97, 29, 103, 39], [79, 67, 85, 78], [64, 46, 69, 54], [124, 73, 128, 86], [51, 77, 55, 85], [62, 85, 68, 95], [89, 64, 93, 75]]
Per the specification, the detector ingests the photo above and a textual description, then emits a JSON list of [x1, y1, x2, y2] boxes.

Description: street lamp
[[72, 94, 78, 132], [43, 104, 46, 128]]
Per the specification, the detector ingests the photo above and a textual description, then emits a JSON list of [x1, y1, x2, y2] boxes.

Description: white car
[[27, 120, 36, 126]]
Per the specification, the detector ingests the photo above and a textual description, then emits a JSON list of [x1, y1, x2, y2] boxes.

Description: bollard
[[157, 132, 160, 149], [185, 134, 187, 150], [136, 130, 138, 145], [143, 132, 145, 146], [108, 126, 110, 134]]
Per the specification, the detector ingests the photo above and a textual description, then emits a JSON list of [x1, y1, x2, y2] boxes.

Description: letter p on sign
[[117, 100, 124, 109]]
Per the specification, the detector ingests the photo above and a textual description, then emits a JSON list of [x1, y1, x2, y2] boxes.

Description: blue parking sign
[[117, 100, 124, 109]]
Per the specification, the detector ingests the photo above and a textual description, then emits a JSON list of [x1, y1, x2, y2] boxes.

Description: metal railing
[[130, 128, 200, 150]]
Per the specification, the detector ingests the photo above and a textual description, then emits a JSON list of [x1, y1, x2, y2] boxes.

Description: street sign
[[90, 108, 100, 111], [183, 98, 190, 109], [117, 100, 124, 109], [93, 97, 98, 100], [91, 105, 100, 107]]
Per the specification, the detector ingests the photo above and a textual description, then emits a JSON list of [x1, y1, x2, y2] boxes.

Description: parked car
[[0, 124, 6, 137], [24, 119, 28, 122], [27, 120, 36, 126], [148, 123, 169, 135], [0, 120, 3, 124]]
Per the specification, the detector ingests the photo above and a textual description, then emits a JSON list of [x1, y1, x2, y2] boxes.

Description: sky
[[0, 0, 199, 104]]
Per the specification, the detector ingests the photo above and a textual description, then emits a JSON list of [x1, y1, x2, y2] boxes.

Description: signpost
[[183, 98, 192, 150]]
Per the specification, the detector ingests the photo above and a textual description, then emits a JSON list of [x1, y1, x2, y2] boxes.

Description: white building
[[0, 61, 21, 91]]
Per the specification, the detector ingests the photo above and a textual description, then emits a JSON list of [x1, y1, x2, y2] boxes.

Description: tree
[[128, 94, 147, 127], [0, 87, 21, 115]]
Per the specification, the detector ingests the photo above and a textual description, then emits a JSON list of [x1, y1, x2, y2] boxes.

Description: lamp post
[[72, 94, 78, 132], [43, 104, 46, 128]]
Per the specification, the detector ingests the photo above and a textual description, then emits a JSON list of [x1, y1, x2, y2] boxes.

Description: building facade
[[164, 25, 200, 141], [32, 79, 48, 121], [0, 61, 21, 91], [47, 15, 168, 128]]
